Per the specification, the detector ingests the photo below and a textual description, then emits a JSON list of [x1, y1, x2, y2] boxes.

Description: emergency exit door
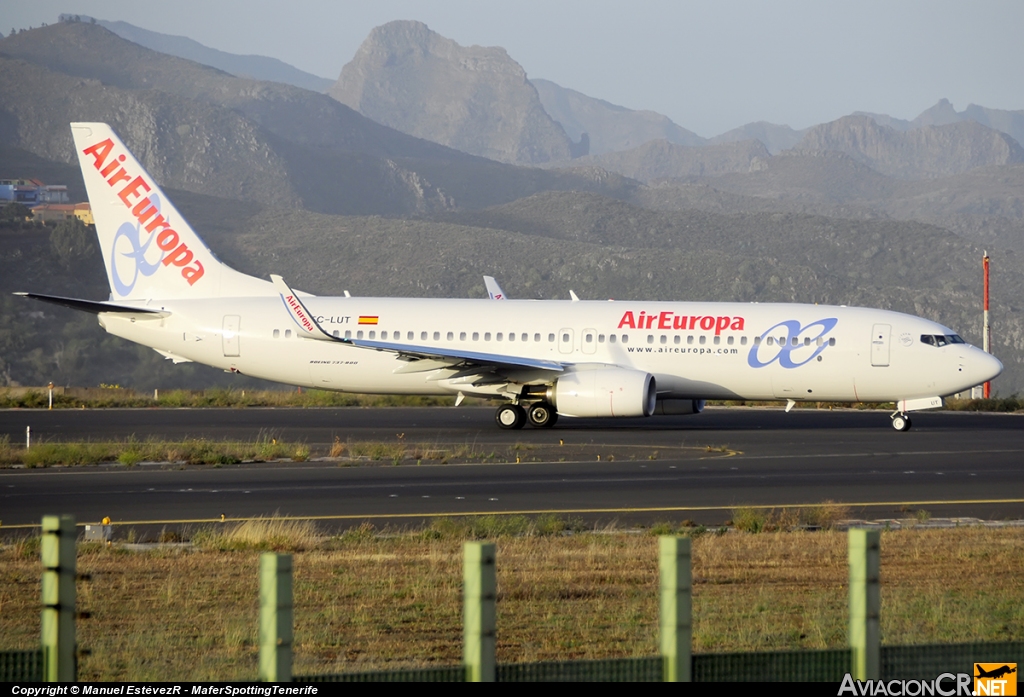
[[223, 315, 241, 357]]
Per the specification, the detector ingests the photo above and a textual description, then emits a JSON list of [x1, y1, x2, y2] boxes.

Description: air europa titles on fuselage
[[617, 311, 745, 335], [81, 139, 205, 286]]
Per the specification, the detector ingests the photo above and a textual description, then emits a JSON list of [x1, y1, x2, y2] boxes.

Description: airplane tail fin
[[70, 123, 272, 300]]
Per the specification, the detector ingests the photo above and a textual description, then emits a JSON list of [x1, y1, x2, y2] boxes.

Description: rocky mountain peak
[[329, 21, 577, 165]]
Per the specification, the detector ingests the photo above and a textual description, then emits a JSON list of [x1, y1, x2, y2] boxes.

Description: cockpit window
[[921, 334, 966, 347]]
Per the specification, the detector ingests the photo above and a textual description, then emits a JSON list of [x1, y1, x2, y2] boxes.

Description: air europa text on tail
[[82, 138, 205, 286]]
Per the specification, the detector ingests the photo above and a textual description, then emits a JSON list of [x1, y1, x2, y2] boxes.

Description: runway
[[2, 407, 1023, 531]]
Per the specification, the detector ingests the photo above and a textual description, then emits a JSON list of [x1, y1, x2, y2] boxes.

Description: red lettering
[[617, 311, 636, 329], [673, 315, 687, 330], [144, 214, 171, 234], [162, 244, 194, 267], [156, 229, 180, 251], [132, 198, 158, 226], [117, 176, 151, 207], [715, 316, 731, 335], [645, 314, 655, 329], [730, 317, 745, 331], [183, 261, 204, 285], [700, 316, 715, 331], [658, 311, 672, 330], [82, 139, 113, 170], [689, 316, 700, 330], [107, 168, 131, 188]]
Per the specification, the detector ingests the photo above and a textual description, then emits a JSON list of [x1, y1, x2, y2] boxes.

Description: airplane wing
[[14, 292, 170, 319], [271, 275, 563, 373], [483, 275, 507, 300]]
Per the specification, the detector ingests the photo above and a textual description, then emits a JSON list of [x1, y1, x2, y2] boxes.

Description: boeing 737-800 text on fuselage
[[17, 124, 1002, 431]]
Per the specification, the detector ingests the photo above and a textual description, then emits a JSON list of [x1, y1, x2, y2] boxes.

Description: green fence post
[[849, 528, 880, 681], [464, 541, 496, 682], [259, 553, 293, 682], [660, 536, 692, 682], [41, 514, 76, 682]]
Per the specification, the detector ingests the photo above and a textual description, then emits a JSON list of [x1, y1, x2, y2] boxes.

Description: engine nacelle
[[654, 399, 706, 416], [551, 368, 657, 418]]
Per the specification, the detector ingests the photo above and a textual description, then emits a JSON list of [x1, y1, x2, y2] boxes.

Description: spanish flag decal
[[358, 316, 379, 325]]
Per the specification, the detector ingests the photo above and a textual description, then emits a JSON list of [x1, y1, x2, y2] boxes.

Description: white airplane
[[17, 123, 1003, 431]]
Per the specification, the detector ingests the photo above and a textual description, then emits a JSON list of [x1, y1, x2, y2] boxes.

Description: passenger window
[[369, 331, 375, 339], [408, 331, 414, 341], [767, 337, 774, 346], [447, 331, 454, 341], [740, 337, 747, 346], [345, 330, 352, 339], [713, 336, 720, 345], [828, 338, 836, 346], [522, 333, 528, 342], [485, 333, 492, 341], [509, 333, 515, 342], [356, 331, 362, 339], [333, 330, 339, 338], [433, 331, 440, 341], [792, 337, 798, 346], [285, 329, 292, 339], [534, 333, 541, 342], [273, 329, 280, 339], [817, 338, 823, 347], [380, 331, 387, 340], [598, 334, 606, 343], [754, 336, 761, 346], [609, 334, 617, 344], [622, 335, 629, 343], [647, 335, 654, 344], [473, 332, 479, 341], [687, 335, 694, 345], [562, 333, 569, 343], [727, 336, 734, 345], [497, 333, 503, 341], [674, 335, 681, 345], [421, 331, 428, 341], [460, 332, 466, 341], [548, 333, 555, 342], [699, 336, 706, 345], [804, 337, 811, 346], [660, 335, 667, 344], [586, 333, 594, 343]]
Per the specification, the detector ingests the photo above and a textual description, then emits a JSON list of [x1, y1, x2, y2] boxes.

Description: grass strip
[[0, 521, 1021, 681]]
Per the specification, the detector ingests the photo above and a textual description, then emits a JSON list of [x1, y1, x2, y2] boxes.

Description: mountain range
[[1, 17, 1022, 396]]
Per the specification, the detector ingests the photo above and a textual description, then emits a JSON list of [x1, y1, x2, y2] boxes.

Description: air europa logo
[[748, 318, 838, 369], [82, 139, 204, 290], [618, 311, 745, 335]]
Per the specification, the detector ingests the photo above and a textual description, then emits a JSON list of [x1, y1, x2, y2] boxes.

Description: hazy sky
[[7, 0, 1024, 137]]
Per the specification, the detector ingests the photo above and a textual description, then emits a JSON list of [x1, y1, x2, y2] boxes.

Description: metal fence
[[0, 650, 43, 682], [881, 642, 1024, 680]]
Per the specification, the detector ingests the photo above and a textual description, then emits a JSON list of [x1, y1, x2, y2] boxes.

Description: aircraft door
[[558, 328, 574, 355], [870, 324, 890, 367], [223, 315, 241, 357], [581, 328, 597, 355]]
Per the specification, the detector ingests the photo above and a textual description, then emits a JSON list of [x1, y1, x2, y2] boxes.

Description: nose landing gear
[[891, 412, 912, 432]]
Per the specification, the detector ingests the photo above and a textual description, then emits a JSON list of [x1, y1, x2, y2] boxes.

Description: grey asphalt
[[1, 407, 1022, 530]]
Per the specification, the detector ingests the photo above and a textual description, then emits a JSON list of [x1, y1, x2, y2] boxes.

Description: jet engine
[[550, 368, 656, 418], [653, 399, 706, 415]]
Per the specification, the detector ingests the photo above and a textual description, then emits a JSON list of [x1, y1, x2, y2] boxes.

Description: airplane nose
[[969, 349, 1003, 384]]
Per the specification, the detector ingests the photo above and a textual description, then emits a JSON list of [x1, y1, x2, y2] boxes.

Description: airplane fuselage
[[99, 297, 995, 404]]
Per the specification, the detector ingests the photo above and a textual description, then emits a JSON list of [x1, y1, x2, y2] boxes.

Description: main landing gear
[[495, 402, 558, 429], [891, 412, 912, 432]]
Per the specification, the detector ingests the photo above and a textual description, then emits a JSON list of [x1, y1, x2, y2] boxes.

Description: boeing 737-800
[[17, 124, 1003, 431]]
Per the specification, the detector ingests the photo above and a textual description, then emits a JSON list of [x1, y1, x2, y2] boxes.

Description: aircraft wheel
[[496, 404, 526, 430], [528, 402, 558, 428], [892, 414, 912, 432]]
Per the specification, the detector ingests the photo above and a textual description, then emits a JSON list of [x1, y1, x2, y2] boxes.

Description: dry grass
[[0, 525, 1021, 681]]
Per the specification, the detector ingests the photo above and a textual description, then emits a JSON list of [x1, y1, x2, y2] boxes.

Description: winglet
[[270, 274, 336, 341], [569, 290, 580, 302], [484, 276, 507, 300]]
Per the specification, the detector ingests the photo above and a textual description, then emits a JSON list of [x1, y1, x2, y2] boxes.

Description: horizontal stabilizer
[[15, 292, 169, 319]]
